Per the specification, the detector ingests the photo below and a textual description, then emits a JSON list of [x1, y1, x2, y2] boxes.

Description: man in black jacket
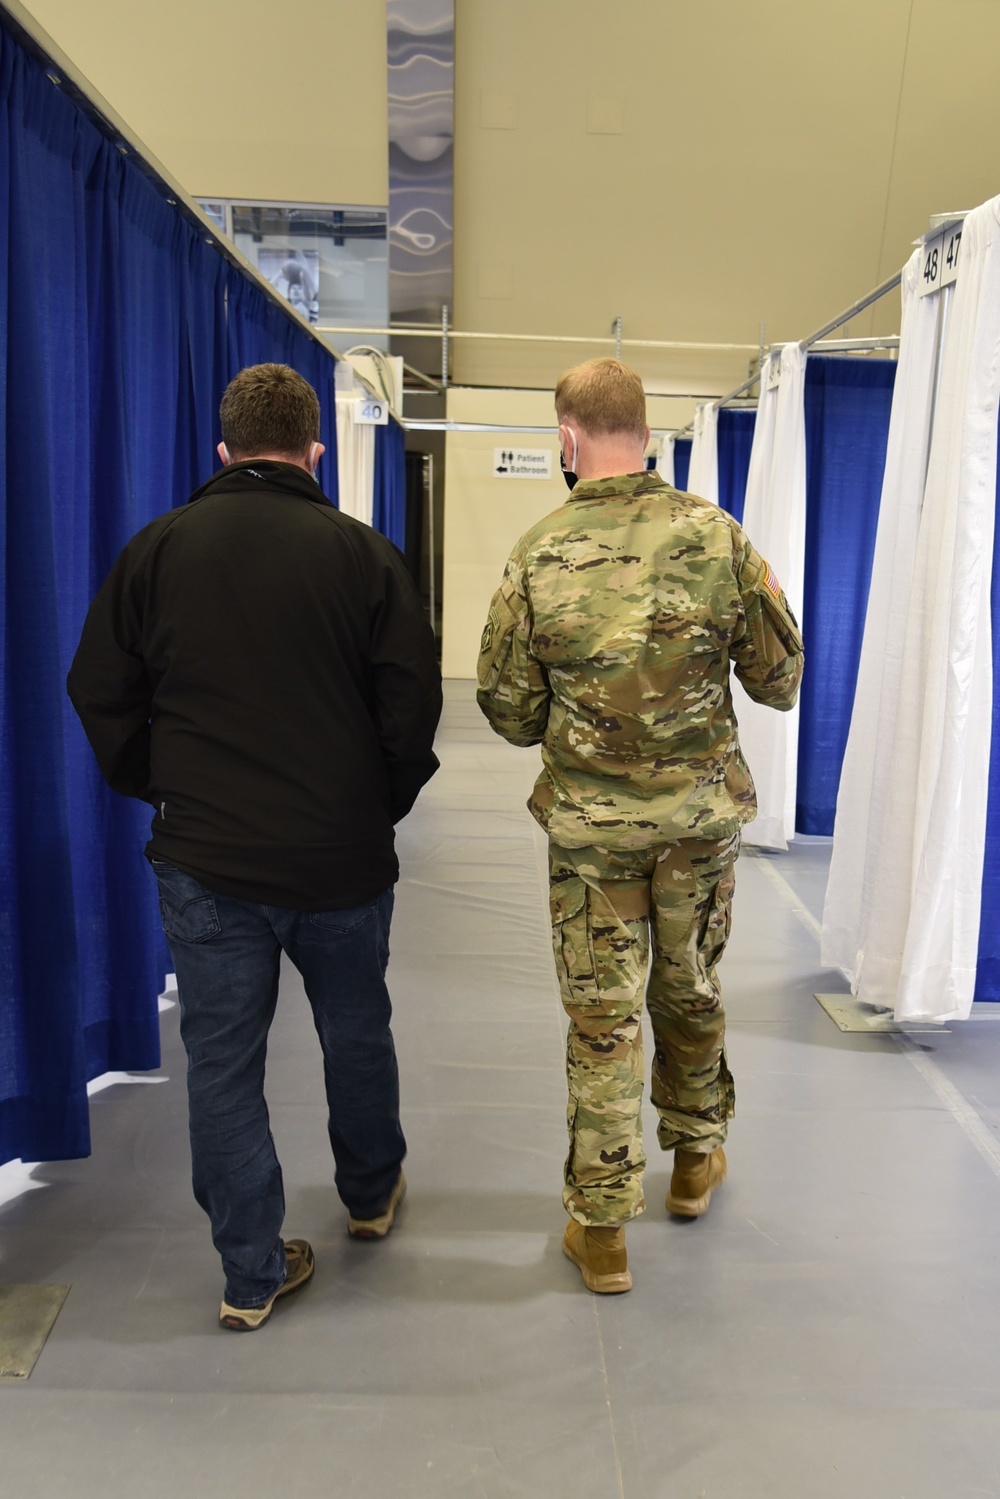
[[68, 363, 442, 1331]]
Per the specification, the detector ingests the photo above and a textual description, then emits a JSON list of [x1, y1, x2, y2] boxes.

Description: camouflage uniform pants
[[549, 833, 738, 1226]]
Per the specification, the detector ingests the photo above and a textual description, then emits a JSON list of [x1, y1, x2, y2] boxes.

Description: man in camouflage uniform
[[476, 358, 803, 1294]]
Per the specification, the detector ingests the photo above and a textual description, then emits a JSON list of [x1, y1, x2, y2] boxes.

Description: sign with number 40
[[356, 398, 389, 425]]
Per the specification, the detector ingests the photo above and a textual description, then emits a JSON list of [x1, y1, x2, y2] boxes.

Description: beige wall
[[22, 1, 1000, 394], [442, 389, 560, 679], [441, 386, 688, 678], [453, 0, 1000, 389], [20, 0, 388, 204]]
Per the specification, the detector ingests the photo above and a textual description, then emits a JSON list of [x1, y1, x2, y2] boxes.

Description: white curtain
[[335, 395, 376, 525], [737, 343, 808, 850], [661, 434, 676, 487], [821, 250, 939, 994], [687, 402, 719, 506], [826, 197, 1000, 1022]]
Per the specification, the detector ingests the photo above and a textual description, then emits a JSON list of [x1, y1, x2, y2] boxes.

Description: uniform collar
[[565, 469, 669, 503], [188, 459, 332, 507]]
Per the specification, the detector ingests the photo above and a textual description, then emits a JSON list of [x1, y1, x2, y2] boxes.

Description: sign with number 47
[[940, 224, 963, 288]]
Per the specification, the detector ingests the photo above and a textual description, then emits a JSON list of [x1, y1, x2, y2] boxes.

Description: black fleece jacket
[[67, 461, 442, 909]]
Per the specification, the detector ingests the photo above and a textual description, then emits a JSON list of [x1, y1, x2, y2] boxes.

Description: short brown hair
[[220, 363, 320, 459], [554, 358, 647, 439]]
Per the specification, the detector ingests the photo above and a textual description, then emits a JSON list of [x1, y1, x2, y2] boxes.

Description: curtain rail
[[401, 420, 684, 436], [799, 273, 903, 352], [402, 362, 445, 392], [811, 335, 900, 353], [673, 282, 905, 439], [316, 325, 759, 353]]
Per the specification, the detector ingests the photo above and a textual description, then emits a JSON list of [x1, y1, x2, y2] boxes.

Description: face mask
[[560, 427, 578, 491]]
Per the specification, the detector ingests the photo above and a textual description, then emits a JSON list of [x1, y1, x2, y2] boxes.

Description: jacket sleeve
[[729, 527, 804, 710], [476, 556, 551, 746], [66, 544, 154, 800], [366, 542, 443, 822]]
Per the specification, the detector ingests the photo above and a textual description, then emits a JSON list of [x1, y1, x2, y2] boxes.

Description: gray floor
[[3, 680, 1000, 1497]]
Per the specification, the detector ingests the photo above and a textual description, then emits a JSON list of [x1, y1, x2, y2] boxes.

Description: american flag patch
[[763, 563, 781, 599]]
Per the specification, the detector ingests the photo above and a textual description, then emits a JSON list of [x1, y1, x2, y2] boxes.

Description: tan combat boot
[[666, 1147, 727, 1218], [562, 1221, 633, 1294]]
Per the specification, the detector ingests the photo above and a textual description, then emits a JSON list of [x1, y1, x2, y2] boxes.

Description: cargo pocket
[[748, 580, 802, 672], [762, 582, 801, 646], [152, 862, 220, 944], [699, 844, 738, 971], [476, 582, 519, 698], [550, 877, 600, 1008]]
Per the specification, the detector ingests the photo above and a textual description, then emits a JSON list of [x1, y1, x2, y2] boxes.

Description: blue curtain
[[224, 271, 338, 503], [673, 437, 692, 491], [797, 356, 896, 836], [373, 419, 407, 550], [717, 409, 755, 525], [0, 21, 340, 1165], [973, 410, 1000, 1000]]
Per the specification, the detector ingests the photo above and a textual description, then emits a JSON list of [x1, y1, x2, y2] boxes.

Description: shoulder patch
[[763, 562, 781, 600], [480, 607, 500, 655]]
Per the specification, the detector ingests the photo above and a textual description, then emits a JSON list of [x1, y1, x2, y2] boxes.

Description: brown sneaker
[[562, 1221, 633, 1294], [219, 1238, 315, 1331], [666, 1147, 727, 1218], [347, 1171, 407, 1240]]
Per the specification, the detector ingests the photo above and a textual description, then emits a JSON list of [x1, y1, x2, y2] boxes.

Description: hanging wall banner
[[388, 1, 454, 325]]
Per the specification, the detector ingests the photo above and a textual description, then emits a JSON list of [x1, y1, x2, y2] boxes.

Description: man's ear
[[558, 424, 579, 469], [309, 441, 326, 473], [217, 441, 231, 466]]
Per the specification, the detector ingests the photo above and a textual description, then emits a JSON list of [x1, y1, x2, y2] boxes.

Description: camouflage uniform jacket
[[476, 470, 804, 849]]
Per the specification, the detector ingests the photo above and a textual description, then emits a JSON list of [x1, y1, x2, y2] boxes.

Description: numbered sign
[[919, 233, 943, 297], [919, 224, 962, 298], [940, 224, 962, 289], [355, 398, 389, 425], [766, 354, 782, 391]]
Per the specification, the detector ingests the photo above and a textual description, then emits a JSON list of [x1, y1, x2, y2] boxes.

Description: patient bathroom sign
[[493, 447, 553, 480]]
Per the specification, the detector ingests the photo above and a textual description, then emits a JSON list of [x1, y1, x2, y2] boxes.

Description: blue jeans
[[152, 860, 405, 1309]]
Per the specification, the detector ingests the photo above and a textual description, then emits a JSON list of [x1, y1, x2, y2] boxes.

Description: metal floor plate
[[0, 1283, 70, 1380], [815, 993, 951, 1033]]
